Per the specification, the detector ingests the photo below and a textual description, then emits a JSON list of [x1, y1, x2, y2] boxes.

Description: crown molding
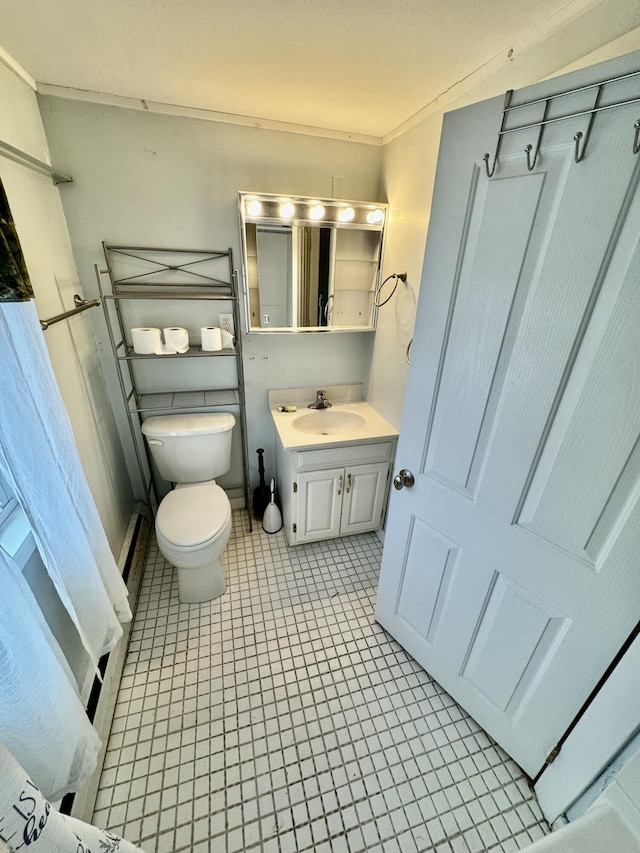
[[36, 83, 383, 146], [0, 47, 36, 90]]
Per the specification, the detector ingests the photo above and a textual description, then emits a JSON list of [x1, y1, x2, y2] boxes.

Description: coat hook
[[482, 90, 514, 180], [634, 120, 640, 155], [483, 152, 498, 178], [574, 84, 602, 164], [525, 99, 550, 172]]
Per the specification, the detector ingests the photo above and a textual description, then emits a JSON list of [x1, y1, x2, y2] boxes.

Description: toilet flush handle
[[147, 439, 164, 446]]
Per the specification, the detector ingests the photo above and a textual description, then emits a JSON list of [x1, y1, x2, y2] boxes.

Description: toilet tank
[[142, 413, 235, 483]]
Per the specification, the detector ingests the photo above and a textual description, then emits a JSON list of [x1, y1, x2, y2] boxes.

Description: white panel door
[[376, 58, 640, 781]]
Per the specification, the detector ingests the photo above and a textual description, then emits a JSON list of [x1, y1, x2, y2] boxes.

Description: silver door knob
[[393, 469, 415, 490]]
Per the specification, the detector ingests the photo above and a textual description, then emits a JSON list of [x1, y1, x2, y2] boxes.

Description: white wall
[[37, 97, 382, 491], [0, 54, 132, 552], [365, 114, 440, 427], [31, 3, 640, 498]]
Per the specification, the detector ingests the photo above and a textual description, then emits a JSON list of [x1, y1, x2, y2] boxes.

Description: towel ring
[[374, 272, 407, 308]]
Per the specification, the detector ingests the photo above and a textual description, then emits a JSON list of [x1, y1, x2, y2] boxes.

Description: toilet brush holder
[[262, 479, 283, 534]]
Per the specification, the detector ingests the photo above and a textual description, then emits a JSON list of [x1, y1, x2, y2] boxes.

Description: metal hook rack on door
[[483, 68, 640, 178]]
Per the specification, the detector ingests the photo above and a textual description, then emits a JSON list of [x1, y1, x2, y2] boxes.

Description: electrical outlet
[[219, 313, 234, 335]]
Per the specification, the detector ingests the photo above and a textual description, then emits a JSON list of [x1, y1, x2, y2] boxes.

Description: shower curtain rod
[[0, 137, 72, 185], [40, 295, 100, 330]]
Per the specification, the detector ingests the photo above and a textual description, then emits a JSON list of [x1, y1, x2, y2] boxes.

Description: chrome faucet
[[308, 390, 332, 409]]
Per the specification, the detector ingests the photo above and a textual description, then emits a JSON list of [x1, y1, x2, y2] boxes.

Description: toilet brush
[[253, 448, 270, 519], [262, 479, 283, 534]]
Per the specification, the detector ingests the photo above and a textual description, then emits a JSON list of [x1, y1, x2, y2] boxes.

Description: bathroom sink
[[292, 409, 366, 436], [269, 385, 399, 450]]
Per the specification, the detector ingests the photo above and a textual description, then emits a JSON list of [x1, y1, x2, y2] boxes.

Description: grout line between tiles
[[92, 511, 549, 853]]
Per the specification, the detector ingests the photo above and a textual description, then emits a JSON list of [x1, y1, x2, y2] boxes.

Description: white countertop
[[269, 385, 398, 451]]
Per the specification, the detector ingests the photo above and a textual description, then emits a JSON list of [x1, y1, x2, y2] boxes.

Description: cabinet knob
[[393, 469, 415, 490]]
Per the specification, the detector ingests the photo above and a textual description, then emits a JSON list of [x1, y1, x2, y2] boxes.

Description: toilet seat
[[156, 481, 231, 549]]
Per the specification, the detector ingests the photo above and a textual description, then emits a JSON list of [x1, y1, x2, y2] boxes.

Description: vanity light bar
[[241, 193, 386, 229]]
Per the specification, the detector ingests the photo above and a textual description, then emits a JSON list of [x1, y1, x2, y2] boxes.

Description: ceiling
[[0, 0, 624, 139]]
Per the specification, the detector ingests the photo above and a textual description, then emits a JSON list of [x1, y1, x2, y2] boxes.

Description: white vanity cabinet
[[277, 440, 395, 546]]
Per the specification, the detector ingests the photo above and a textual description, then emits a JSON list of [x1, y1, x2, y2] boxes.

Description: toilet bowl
[[141, 411, 236, 603], [155, 480, 232, 603]]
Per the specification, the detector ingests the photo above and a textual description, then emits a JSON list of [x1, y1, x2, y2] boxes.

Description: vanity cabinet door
[[285, 442, 395, 544], [341, 462, 390, 535], [297, 467, 343, 543]]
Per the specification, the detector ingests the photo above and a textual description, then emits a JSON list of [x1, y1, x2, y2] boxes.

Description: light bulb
[[366, 208, 385, 225], [247, 199, 262, 217], [309, 204, 325, 220], [338, 207, 355, 222], [279, 202, 295, 218]]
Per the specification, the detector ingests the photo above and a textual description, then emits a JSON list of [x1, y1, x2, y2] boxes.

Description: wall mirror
[[238, 192, 387, 332]]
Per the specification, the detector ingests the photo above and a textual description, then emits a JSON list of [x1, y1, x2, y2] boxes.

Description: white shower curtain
[[0, 547, 102, 800], [0, 739, 146, 851], [0, 299, 132, 796], [0, 300, 131, 659]]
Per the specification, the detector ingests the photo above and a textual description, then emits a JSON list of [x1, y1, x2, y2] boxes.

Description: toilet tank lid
[[142, 412, 235, 437]]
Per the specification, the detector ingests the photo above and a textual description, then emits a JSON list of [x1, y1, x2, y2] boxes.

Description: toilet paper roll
[[220, 329, 235, 349], [201, 326, 222, 352], [131, 327, 162, 354], [162, 326, 190, 353]]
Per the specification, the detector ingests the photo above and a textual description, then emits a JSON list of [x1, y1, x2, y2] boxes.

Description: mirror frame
[[238, 191, 387, 333]]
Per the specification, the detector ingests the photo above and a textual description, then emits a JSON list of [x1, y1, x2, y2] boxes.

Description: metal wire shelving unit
[[96, 243, 252, 530]]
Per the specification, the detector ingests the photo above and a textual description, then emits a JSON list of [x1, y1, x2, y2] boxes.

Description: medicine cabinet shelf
[[97, 243, 252, 529]]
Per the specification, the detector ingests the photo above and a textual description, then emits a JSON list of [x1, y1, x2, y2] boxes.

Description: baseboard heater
[[61, 504, 151, 821]]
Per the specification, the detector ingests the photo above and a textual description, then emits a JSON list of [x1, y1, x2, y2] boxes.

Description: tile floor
[[93, 512, 549, 852]]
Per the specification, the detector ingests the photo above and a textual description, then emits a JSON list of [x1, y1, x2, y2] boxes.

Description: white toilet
[[141, 412, 235, 603]]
